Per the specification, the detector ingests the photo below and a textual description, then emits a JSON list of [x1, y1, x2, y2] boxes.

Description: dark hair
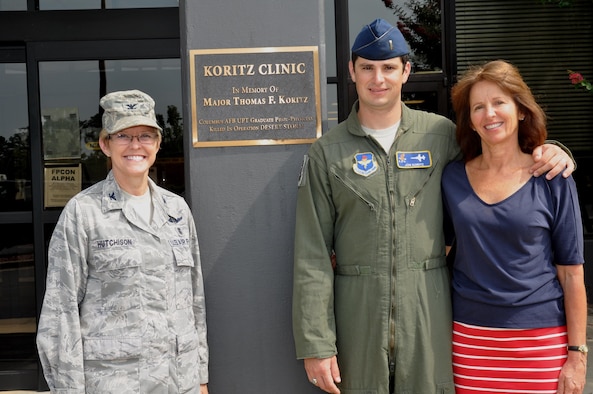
[[351, 53, 410, 67], [450, 60, 547, 161]]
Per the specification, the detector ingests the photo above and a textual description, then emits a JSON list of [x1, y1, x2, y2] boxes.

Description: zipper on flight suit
[[385, 152, 398, 382], [365, 135, 400, 383], [386, 151, 440, 383], [406, 160, 439, 207], [331, 172, 377, 211]]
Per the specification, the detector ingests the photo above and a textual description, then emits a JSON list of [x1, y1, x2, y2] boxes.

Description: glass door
[[0, 60, 38, 390]]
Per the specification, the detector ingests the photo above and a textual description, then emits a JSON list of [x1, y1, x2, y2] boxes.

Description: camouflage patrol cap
[[100, 89, 162, 134], [351, 18, 409, 60]]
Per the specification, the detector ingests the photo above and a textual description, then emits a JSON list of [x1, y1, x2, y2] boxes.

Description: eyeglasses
[[109, 132, 159, 145]]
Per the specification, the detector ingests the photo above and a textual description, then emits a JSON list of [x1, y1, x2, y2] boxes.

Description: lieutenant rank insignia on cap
[[353, 152, 378, 176], [351, 18, 410, 60], [396, 151, 432, 168]]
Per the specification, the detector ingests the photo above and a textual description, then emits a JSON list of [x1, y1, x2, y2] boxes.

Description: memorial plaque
[[189, 46, 322, 147]]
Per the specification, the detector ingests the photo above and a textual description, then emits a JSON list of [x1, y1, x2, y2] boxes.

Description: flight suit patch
[[353, 152, 378, 177], [396, 151, 432, 168]]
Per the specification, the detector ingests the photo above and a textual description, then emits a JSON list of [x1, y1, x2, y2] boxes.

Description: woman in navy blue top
[[443, 60, 587, 393]]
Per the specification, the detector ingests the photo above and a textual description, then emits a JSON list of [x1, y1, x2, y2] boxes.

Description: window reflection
[[39, 0, 178, 10], [350, 0, 443, 72], [0, 224, 36, 374], [382, 0, 442, 71], [0, 63, 31, 212], [402, 91, 439, 113], [39, 58, 184, 205], [0, 0, 26, 10], [324, 0, 336, 77], [326, 85, 338, 131]]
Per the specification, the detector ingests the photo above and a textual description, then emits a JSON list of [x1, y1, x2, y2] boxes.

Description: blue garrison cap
[[351, 18, 409, 60]]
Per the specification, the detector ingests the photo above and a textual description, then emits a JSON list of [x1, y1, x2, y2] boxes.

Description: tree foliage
[[382, 0, 442, 71]]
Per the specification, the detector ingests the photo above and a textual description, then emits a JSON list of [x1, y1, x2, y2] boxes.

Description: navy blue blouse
[[442, 160, 584, 328]]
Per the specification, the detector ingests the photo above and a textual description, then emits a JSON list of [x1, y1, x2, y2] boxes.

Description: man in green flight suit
[[292, 18, 575, 394]]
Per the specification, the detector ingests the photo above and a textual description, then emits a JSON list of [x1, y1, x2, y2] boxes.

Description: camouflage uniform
[[37, 171, 208, 393]]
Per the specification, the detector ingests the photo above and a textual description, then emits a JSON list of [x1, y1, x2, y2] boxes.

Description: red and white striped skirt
[[453, 321, 568, 393]]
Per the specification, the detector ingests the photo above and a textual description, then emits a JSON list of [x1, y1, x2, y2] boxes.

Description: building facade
[[0, 0, 591, 391]]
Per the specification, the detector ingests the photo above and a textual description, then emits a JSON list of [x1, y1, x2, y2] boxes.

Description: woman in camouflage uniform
[[37, 90, 209, 394]]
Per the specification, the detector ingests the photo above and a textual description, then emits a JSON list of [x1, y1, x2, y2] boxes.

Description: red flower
[[569, 72, 584, 85], [567, 70, 593, 94]]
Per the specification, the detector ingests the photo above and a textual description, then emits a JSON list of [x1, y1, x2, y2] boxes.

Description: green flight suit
[[293, 102, 460, 394]]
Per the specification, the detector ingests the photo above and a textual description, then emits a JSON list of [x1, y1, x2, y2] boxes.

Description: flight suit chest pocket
[[93, 249, 141, 312], [173, 247, 194, 310]]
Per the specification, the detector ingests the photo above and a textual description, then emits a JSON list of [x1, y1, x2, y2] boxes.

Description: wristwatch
[[567, 344, 589, 355]]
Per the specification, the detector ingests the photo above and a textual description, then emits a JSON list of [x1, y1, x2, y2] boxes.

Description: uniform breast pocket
[[93, 249, 142, 312], [172, 247, 195, 310]]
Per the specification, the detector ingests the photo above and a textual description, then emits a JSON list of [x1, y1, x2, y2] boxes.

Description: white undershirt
[[123, 188, 153, 226], [362, 120, 401, 153]]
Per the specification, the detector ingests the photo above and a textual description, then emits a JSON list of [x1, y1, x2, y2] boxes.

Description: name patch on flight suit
[[396, 151, 432, 168], [353, 152, 378, 177]]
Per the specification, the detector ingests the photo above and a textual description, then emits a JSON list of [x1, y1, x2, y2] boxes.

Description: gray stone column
[[180, 1, 326, 392]]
